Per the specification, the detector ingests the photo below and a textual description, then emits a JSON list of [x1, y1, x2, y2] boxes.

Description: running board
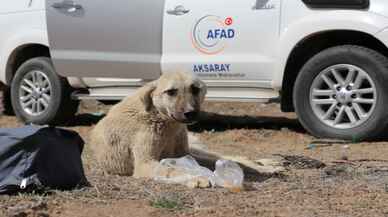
[[72, 87, 279, 103]]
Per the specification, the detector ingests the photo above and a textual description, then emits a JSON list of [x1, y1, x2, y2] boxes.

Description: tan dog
[[91, 72, 207, 178], [91, 72, 283, 187]]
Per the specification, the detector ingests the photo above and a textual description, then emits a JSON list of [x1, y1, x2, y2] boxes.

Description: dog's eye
[[166, 89, 178, 97], [191, 85, 201, 96]]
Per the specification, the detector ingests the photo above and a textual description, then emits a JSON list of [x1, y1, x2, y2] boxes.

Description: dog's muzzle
[[184, 111, 199, 121], [171, 111, 200, 124]]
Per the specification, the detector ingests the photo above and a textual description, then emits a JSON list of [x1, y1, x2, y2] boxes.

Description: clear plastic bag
[[153, 155, 244, 189], [154, 155, 217, 186]]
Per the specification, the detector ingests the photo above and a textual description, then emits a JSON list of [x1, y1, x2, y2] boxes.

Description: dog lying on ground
[[91, 72, 282, 188]]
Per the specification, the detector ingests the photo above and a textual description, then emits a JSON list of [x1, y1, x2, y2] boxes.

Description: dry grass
[[1, 99, 388, 217]]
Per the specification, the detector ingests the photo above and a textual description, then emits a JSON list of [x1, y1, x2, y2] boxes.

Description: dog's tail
[[189, 143, 284, 174]]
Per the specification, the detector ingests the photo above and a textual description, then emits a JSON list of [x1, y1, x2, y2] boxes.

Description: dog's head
[[140, 72, 207, 124]]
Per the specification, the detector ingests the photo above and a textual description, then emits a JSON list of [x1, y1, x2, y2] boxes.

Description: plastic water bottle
[[214, 160, 244, 191]]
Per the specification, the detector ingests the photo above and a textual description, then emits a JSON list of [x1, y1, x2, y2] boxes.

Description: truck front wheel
[[10, 57, 79, 125], [294, 45, 388, 140]]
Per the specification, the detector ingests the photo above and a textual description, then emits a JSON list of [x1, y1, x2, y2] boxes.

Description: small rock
[[340, 145, 350, 160]]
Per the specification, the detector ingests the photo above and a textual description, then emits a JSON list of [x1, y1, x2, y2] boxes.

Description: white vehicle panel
[[369, 0, 388, 19], [162, 0, 281, 87], [0, 0, 44, 14], [272, 0, 388, 88], [0, 0, 47, 84]]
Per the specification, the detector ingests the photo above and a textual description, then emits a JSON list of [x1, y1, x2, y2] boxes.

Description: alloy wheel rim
[[309, 64, 377, 129], [18, 70, 52, 116]]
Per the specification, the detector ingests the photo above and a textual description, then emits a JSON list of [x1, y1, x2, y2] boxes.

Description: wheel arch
[[5, 44, 50, 85], [280, 30, 388, 112], [0, 28, 49, 85]]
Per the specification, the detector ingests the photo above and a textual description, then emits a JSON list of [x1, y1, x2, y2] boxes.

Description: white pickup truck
[[2, 0, 388, 140]]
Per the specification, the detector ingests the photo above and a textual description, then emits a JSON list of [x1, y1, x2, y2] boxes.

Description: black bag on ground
[[0, 126, 88, 194]]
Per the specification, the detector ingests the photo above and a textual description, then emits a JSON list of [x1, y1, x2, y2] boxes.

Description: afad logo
[[191, 15, 236, 55]]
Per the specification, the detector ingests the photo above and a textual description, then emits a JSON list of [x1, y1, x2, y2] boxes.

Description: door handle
[[51, 0, 82, 11], [167, 5, 190, 16]]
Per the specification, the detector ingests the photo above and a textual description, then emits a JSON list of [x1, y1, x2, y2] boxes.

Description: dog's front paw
[[185, 176, 211, 189]]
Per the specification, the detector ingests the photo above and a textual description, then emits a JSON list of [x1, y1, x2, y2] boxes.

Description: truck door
[[162, 0, 281, 88], [46, 0, 164, 80]]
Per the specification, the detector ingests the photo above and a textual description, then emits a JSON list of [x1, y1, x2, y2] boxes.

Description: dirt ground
[[1, 96, 388, 217]]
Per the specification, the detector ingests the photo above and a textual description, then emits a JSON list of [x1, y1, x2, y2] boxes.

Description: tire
[[11, 57, 79, 125], [293, 45, 388, 140]]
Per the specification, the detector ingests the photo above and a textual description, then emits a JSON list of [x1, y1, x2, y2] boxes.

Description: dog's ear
[[139, 81, 157, 112]]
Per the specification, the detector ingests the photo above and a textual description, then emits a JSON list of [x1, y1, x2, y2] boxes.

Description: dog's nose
[[184, 111, 199, 120]]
